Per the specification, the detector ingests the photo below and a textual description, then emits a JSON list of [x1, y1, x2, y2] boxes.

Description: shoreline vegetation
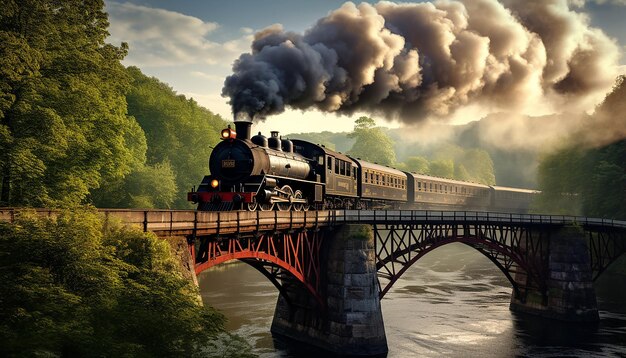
[[0, 207, 255, 357]]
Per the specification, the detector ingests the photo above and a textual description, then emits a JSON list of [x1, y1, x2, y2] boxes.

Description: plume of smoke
[[222, 0, 620, 124]]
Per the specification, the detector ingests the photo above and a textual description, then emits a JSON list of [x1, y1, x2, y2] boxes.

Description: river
[[198, 243, 626, 357]]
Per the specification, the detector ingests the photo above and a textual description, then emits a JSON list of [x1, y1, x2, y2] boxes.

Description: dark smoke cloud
[[222, 0, 620, 122]]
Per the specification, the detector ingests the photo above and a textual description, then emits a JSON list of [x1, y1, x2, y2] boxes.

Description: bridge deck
[[1, 208, 625, 236]]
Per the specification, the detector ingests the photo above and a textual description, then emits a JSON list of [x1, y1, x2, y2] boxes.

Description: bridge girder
[[192, 230, 326, 307], [373, 223, 550, 300]]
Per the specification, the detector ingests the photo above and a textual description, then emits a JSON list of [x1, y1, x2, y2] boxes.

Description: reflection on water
[[199, 244, 626, 357]]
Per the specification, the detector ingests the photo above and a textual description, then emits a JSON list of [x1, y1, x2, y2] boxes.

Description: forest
[[0, 1, 248, 356], [0, 0, 226, 210]]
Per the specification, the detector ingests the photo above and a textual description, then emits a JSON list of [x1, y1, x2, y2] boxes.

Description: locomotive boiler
[[188, 121, 320, 211]]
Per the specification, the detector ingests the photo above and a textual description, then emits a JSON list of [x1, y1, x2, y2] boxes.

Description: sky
[[105, 0, 626, 135]]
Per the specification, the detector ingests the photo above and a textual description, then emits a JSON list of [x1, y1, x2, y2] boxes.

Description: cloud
[[105, 1, 251, 67], [190, 71, 223, 81], [223, 0, 620, 124]]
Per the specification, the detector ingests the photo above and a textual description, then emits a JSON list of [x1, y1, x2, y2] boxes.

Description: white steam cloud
[[222, 0, 620, 123]]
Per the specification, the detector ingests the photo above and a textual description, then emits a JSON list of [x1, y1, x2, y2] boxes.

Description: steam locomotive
[[188, 121, 537, 212]]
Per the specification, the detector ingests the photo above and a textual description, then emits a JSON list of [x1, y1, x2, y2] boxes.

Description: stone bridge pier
[[271, 224, 388, 356], [510, 226, 599, 321]]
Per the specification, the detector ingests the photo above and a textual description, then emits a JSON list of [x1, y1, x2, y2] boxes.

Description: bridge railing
[[2, 208, 625, 235], [335, 210, 626, 229]]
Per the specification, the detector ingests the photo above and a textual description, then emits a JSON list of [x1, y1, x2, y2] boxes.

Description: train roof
[[408, 172, 491, 188], [290, 139, 355, 163], [490, 185, 539, 194], [350, 158, 407, 176]]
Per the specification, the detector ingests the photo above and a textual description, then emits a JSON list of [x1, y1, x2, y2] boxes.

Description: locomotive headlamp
[[221, 125, 237, 140], [210, 179, 219, 188]]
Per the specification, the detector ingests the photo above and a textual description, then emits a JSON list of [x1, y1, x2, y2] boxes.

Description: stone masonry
[[510, 225, 599, 322], [271, 224, 388, 356]]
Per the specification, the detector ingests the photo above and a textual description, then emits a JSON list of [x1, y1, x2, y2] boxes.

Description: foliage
[[429, 159, 455, 178], [398, 144, 496, 185], [347, 116, 396, 166], [534, 140, 626, 219], [124, 67, 227, 208], [91, 161, 178, 209], [403, 156, 430, 174], [535, 77, 626, 219], [0, 208, 254, 357], [0, 0, 142, 207]]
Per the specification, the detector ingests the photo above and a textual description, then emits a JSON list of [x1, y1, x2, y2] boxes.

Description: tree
[[0, 0, 140, 207], [404, 156, 430, 174], [429, 159, 455, 178], [124, 67, 227, 208], [534, 76, 626, 219], [347, 116, 396, 166], [0, 208, 254, 357], [91, 161, 177, 209]]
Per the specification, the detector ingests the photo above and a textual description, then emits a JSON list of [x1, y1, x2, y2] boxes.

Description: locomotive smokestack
[[234, 120, 252, 140]]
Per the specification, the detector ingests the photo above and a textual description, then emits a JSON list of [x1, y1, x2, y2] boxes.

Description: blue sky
[[105, 0, 626, 134]]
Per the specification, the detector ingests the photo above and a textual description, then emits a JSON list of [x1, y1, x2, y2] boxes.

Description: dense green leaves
[[534, 140, 626, 219], [0, 0, 138, 207], [347, 116, 396, 166], [0, 208, 254, 357], [123, 67, 227, 208], [535, 76, 626, 219]]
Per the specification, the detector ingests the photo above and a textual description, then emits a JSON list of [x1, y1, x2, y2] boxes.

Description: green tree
[[91, 161, 177, 208], [0, 208, 254, 357], [347, 116, 396, 166], [534, 146, 584, 215], [535, 76, 626, 219], [0, 0, 140, 207], [429, 159, 455, 178], [404, 156, 430, 174], [125, 67, 227, 208]]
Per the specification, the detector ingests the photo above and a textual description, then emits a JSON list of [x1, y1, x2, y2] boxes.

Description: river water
[[199, 243, 626, 357]]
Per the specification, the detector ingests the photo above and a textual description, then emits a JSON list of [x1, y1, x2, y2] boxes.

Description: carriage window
[[340, 161, 345, 176], [429, 183, 432, 192], [353, 167, 357, 179], [418, 182, 422, 191], [439, 184, 443, 192], [328, 157, 332, 171], [376, 174, 379, 184], [335, 159, 339, 174]]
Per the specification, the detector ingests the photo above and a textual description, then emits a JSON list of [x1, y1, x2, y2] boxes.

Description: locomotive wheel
[[293, 190, 304, 211], [259, 202, 274, 211], [277, 185, 293, 211], [245, 200, 258, 211]]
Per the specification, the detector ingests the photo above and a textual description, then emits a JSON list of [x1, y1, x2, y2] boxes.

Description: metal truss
[[373, 223, 549, 301], [588, 227, 626, 281], [193, 230, 325, 307]]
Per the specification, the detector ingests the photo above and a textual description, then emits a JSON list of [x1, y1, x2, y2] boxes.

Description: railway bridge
[[2, 208, 626, 356]]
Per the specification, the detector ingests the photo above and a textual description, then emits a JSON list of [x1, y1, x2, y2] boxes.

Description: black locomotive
[[188, 121, 537, 212]]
